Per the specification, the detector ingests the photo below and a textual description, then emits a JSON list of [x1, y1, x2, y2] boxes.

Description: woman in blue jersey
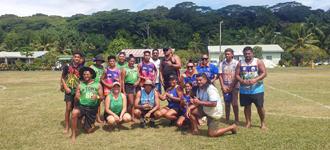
[[180, 61, 198, 96], [159, 75, 183, 123], [177, 82, 193, 128]]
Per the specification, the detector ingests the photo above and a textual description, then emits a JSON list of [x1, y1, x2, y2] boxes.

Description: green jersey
[[90, 65, 104, 83], [79, 81, 99, 107], [124, 66, 139, 84], [116, 62, 128, 70], [110, 93, 123, 116]]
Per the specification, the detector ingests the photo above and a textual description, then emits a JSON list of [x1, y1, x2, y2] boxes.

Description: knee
[[154, 111, 162, 119], [72, 109, 80, 118], [107, 116, 116, 125], [176, 120, 183, 127], [133, 109, 141, 118], [208, 130, 218, 137], [123, 114, 131, 122]]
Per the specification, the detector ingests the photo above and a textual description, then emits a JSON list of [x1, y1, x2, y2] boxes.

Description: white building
[[208, 45, 284, 68], [0, 51, 48, 64]]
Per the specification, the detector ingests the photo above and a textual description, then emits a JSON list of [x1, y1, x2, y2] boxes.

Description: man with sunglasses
[[196, 54, 219, 84], [160, 48, 182, 90]]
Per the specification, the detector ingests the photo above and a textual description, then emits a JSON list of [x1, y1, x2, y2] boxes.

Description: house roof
[[208, 45, 284, 56], [121, 49, 175, 58], [0, 51, 48, 58]]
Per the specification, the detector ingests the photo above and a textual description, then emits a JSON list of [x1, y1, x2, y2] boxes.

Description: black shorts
[[78, 105, 98, 129], [64, 93, 75, 103], [167, 106, 180, 113], [125, 83, 136, 94], [240, 92, 264, 107], [138, 109, 155, 118], [103, 111, 121, 122]]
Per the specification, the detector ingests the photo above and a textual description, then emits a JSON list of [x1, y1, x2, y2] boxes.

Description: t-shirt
[[196, 84, 223, 119], [219, 59, 239, 88], [196, 63, 219, 81], [150, 58, 161, 83]]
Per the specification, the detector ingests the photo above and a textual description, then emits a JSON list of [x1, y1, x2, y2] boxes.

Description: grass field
[[0, 67, 329, 150]]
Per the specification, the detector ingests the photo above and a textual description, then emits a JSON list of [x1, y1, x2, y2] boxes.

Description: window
[[266, 56, 272, 60]]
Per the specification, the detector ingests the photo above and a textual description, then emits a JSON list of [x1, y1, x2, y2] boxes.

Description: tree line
[[0, 1, 329, 67]]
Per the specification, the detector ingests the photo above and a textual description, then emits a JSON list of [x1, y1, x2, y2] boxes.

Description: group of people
[[60, 47, 267, 143]]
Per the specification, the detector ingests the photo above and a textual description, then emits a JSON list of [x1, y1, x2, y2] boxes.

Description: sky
[[0, 0, 329, 17]]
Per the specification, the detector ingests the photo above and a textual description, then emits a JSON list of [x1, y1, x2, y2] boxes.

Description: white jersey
[[150, 58, 161, 83]]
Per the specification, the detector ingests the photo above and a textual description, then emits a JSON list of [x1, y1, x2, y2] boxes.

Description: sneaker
[[140, 121, 146, 128], [149, 121, 157, 128]]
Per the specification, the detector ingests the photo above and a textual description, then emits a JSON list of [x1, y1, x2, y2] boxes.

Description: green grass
[[0, 67, 329, 150]]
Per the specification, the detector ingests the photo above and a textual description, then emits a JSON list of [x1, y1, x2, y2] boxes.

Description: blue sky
[[0, 0, 329, 17]]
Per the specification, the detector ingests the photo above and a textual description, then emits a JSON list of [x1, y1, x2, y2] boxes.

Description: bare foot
[[231, 124, 238, 134], [245, 122, 251, 128], [71, 137, 76, 144], [260, 124, 267, 130], [191, 129, 199, 135], [63, 128, 69, 134]]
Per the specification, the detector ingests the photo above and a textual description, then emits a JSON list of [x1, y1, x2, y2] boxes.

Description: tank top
[[125, 66, 139, 84], [116, 62, 128, 70], [162, 57, 179, 78], [183, 71, 198, 87], [79, 81, 99, 107], [167, 86, 180, 109], [239, 58, 264, 94], [90, 65, 104, 83], [139, 62, 156, 81], [104, 67, 121, 95], [105, 67, 120, 84], [64, 64, 81, 93], [110, 93, 123, 116], [140, 89, 155, 107]]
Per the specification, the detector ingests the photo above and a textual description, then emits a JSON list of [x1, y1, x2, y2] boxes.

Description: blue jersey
[[196, 64, 219, 80], [167, 86, 180, 109]]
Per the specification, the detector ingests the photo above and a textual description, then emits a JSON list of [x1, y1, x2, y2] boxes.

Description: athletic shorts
[[125, 83, 136, 94], [167, 105, 180, 113], [64, 93, 75, 103], [240, 92, 264, 107], [197, 106, 220, 130], [103, 111, 121, 122], [78, 105, 98, 129]]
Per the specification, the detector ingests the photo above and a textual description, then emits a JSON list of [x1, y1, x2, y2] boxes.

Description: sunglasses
[[202, 58, 208, 60], [187, 66, 194, 68]]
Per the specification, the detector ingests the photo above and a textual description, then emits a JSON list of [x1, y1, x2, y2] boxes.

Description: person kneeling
[[104, 82, 131, 129], [71, 67, 103, 143], [187, 73, 237, 137], [177, 82, 193, 129], [134, 80, 161, 128]]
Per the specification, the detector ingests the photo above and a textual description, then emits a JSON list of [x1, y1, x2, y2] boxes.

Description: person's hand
[[222, 86, 230, 93], [143, 104, 151, 110], [241, 80, 249, 85], [191, 97, 200, 105], [249, 79, 257, 85], [114, 114, 120, 121], [145, 112, 151, 118], [186, 107, 191, 118], [91, 94, 98, 100], [65, 88, 71, 94], [119, 115, 123, 122]]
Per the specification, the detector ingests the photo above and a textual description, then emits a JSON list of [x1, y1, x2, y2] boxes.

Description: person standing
[[138, 51, 157, 86], [60, 51, 83, 134], [160, 48, 181, 90], [196, 54, 218, 84], [90, 54, 105, 123], [235, 46, 267, 129], [219, 48, 239, 124], [149, 49, 162, 93], [116, 52, 128, 70], [102, 56, 122, 96], [71, 67, 103, 143], [122, 55, 140, 118]]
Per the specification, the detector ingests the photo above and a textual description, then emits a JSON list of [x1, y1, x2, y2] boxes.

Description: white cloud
[[0, 0, 328, 17]]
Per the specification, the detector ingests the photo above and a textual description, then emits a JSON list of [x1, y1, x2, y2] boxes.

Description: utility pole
[[219, 20, 224, 62]]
